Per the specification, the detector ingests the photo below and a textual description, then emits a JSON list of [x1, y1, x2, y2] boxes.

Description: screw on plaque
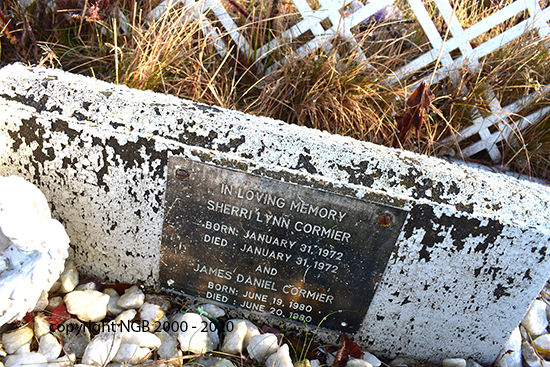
[[176, 169, 189, 180], [378, 213, 392, 227]]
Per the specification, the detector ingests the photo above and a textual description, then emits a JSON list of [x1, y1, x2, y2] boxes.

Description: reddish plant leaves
[[0, 8, 18, 44], [226, 0, 252, 21], [49, 305, 72, 331], [261, 325, 280, 334], [52, 0, 115, 27], [22, 312, 34, 323], [333, 334, 364, 367], [392, 81, 435, 148]]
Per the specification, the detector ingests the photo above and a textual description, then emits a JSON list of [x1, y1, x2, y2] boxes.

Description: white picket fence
[[150, 0, 550, 161]]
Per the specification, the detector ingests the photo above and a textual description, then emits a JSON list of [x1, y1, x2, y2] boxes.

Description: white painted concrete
[[1, 64, 549, 363]]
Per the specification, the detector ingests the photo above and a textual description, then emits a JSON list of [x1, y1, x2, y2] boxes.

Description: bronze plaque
[[160, 157, 407, 333]]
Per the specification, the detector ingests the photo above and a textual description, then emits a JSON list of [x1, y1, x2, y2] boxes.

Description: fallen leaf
[[49, 305, 72, 331], [22, 312, 34, 323], [407, 81, 435, 110], [262, 325, 280, 334], [333, 334, 363, 367], [108, 283, 133, 295], [392, 81, 434, 148], [0, 9, 18, 44]]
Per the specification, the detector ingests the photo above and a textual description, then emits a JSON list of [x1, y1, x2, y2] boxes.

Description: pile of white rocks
[[0, 260, 384, 367], [1, 257, 549, 367]]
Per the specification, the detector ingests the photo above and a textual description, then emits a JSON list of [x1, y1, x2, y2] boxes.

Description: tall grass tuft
[[246, 40, 399, 144]]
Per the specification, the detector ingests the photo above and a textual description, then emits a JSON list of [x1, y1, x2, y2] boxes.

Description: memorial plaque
[[160, 157, 408, 333]]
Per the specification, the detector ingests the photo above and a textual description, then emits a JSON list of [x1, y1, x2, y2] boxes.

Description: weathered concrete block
[[1, 64, 549, 363]]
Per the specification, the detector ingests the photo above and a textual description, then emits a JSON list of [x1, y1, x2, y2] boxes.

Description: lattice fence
[[150, 0, 550, 162]]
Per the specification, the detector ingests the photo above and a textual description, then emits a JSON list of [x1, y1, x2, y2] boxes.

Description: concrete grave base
[[1, 63, 549, 363]]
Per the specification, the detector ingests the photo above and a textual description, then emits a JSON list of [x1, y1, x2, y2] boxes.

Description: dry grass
[[120, 4, 234, 105], [244, 41, 398, 144], [0, 0, 549, 179]]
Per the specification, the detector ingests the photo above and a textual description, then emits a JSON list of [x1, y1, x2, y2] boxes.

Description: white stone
[[38, 334, 62, 362], [144, 295, 171, 311], [64, 290, 109, 322], [266, 344, 294, 367], [213, 358, 236, 367], [363, 352, 382, 367], [239, 319, 260, 343], [140, 302, 164, 324], [121, 330, 161, 348], [4, 353, 48, 367], [167, 313, 182, 337], [156, 315, 170, 330], [495, 327, 522, 367], [156, 331, 179, 359], [46, 297, 64, 312], [0, 176, 70, 327], [221, 320, 247, 354], [201, 315, 219, 350], [117, 285, 145, 309], [247, 333, 279, 361], [103, 288, 124, 316], [55, 319, 91, 358], [33, 313, 51, 338], [81, 330, 122, 367], [74, 282, 96, 291], [347, 358, 373, 367], [442, 359, 467, 367], [115, 309, 137, 324], [522, 340, 542, 367], [221, 319, 260, 354], [200, 304, 225, 318], [58, 260, 79, 293], [521, 299, 549, 338], [114, 343, 151, 364], [533, 334, 550, 353], [310, 360, 321, 367], [33, 290, 49, 312], [175, 312, 216, 353], [520, 325, 530, 340], [2, 326, 34, 354], [49, 280, 61, 294], [14, 343, 30, 355]]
